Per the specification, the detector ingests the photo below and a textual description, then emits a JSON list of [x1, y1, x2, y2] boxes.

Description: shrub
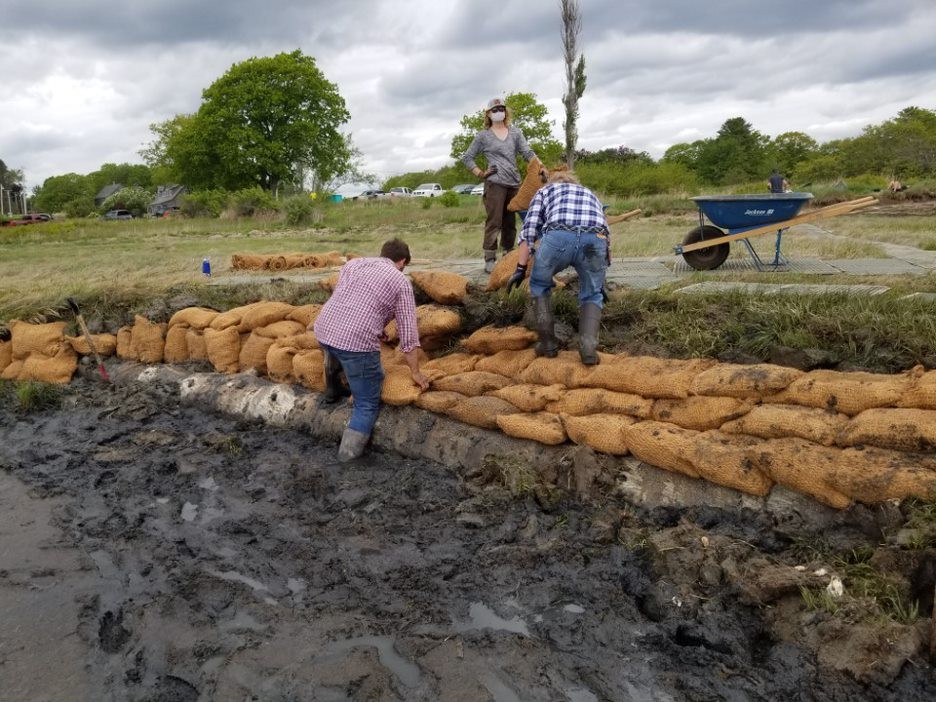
[[181, 189, 228, 218], [439, 190, 460, 208], [420, 197, 433, 210], [282, 194, 318, 224], [64, 197, 95, 218], [229, 187, 278, 217]]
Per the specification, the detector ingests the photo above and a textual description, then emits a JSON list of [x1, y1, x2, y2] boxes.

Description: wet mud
[[1, 376, 935, 701]]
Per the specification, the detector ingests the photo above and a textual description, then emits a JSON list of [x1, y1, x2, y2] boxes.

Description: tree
[[88, 163, 153, 196], [450, 92, 562, 169], [576, 145, 653, 166], [32, 173, 93, 214], [144, 50, 352, 193], [860, 106, 936, 177], [560, 0, 586, 168], [695, 117, 769, 185], [768, 131, 818, 177], [662, 141, 705, 171]]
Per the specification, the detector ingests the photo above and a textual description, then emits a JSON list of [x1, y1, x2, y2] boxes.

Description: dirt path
[[1, 377, 934, 700]]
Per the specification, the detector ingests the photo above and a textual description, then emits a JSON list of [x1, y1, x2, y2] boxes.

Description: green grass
[[590, 288, 936, 372], [13, 380, 64, 413], [3, 199, 936, 373]]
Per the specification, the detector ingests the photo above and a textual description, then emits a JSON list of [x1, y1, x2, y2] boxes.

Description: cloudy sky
[[2, 0, 935, 190]]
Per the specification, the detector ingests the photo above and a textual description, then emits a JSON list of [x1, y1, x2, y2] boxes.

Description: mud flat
[[1, 367, 934, 700]]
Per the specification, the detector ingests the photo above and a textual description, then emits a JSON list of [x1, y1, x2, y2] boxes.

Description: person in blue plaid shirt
[[507, 170, 609, 365]]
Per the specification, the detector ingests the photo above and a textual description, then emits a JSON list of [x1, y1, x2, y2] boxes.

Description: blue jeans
[[529, 229, 608, 307], [321, 344, 384, 434]]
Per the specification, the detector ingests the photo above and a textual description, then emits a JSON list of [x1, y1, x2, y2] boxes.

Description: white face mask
[[490, 111, 506, 123]]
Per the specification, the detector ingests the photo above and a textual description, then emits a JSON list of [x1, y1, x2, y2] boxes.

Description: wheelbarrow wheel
[[682, 225, 730, 270]]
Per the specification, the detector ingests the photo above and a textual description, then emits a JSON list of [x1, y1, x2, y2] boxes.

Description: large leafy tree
[[450, 92, 563, 169], [697, 117, 769, 185], [857, 106, 936, 177], [145, 50, 351, 193], [87, 163, 153, 195], [32, 173, 93, 213], [767, 131, 818, 178]]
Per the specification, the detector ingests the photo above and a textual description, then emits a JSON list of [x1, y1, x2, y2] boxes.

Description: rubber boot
[[533, 295, 558, 358], [337, 427, 370, 462], [578, 303, 602, 366], [321, 349, 349, 404], [483, 249, 497, 274]]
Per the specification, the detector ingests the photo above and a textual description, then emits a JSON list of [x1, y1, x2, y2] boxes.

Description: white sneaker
[[484, 260, 495, 274]]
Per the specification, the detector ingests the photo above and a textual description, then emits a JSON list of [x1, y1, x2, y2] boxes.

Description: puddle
[[453, 602, 531, 637], [181, 502, 198, 522], [325, 636, 421, 688]]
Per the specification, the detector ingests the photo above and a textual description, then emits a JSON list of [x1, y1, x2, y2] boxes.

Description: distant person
[[461, 97, 538, 274], [313, 238, 429, 461], [767, 169, 790, 193], [506, 170, 609, 366]]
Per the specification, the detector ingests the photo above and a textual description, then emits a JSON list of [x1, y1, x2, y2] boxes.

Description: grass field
[[3, 196, 936, 371]]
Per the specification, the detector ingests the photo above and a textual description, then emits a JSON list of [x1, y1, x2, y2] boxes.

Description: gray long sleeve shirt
[[461, 126, 536, 188]]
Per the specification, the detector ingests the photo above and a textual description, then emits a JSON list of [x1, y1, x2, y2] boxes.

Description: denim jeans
[[320, 344, 384, 434], [529, 229, 608, 306]]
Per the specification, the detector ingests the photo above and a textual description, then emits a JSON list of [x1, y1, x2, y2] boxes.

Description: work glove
[[481, 164, 498, 179], [505, 263, 528, 293]]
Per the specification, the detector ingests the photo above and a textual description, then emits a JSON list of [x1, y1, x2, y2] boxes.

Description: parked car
[[3, 213, 53, 226], [102, 209, 134, 220], [352, 189, 386, 200], [470, 183, 485, 196], [413, 183, 444, 197], [451, 184, 475, 195], [387, 187, 412, 197]]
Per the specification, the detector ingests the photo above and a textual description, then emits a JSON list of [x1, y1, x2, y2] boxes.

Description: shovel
[[67, 298, 111, 382]]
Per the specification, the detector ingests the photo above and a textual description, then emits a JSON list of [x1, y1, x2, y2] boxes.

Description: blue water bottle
[[202, 256, 211, 277]]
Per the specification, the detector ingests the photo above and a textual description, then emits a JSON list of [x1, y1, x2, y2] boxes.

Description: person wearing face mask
[[461, 98, 538, 274]]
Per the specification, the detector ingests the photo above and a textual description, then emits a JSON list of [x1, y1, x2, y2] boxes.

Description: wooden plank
[[678, 197, 878, 254], [607, 209, 641, 225]]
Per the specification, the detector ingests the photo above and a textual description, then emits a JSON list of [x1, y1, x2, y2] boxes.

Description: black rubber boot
[[322, 349, 349, 404], [533, 295, 558, 358], [578, 303, 602, 365]]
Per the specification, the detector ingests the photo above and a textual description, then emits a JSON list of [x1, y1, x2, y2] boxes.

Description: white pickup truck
[[413, 183, 444, 197]]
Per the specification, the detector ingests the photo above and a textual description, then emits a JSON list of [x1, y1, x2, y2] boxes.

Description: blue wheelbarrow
[[674, 193, 876, 271]]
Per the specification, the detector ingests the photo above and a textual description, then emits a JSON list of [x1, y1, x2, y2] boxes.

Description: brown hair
[[380, 238, 411, 264], [483, 105, 511, 129]]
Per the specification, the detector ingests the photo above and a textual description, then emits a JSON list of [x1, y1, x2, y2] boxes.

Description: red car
[[2, 213, 52, 226]]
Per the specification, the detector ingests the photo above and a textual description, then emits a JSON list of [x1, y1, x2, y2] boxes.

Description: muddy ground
[[1, 374, 935, 701]]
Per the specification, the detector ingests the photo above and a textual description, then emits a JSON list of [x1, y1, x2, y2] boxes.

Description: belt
[[547, 225, 607, 234]]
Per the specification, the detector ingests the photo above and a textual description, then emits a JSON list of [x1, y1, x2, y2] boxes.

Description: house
[[149, 185, 187, 216], [94, 183, 123, 208]]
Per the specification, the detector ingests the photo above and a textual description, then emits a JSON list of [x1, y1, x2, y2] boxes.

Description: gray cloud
[[2, 0, 933, 190]]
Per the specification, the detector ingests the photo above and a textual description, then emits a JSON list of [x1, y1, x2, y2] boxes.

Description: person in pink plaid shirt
[[314, 238, 428, 461]]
